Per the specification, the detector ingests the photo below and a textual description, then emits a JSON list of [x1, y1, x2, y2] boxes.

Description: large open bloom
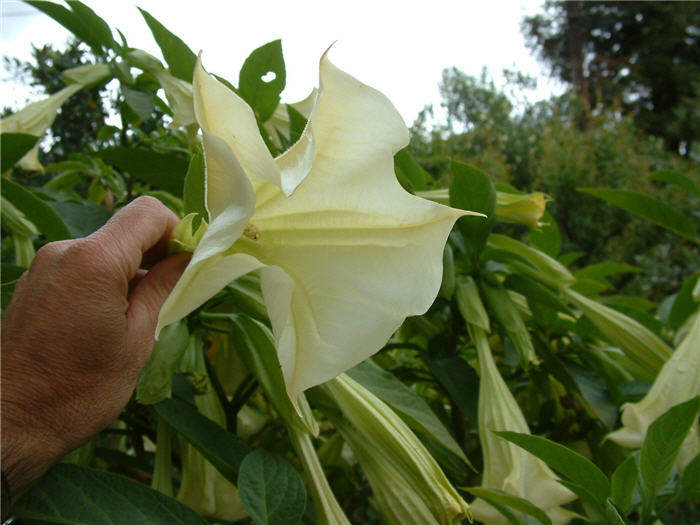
[[157, 51, 469, 403]]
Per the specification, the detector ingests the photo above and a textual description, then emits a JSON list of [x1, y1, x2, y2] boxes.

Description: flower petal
[[276, 51, 409, 196], [199, 129, 256, 228], [248, 189, 465, 401], [153, 71, 196, 129], [156, 253, 264, 337], [156, 128, 258, 335], [193, 55, 281, 192], [233, 52, 469, 399]]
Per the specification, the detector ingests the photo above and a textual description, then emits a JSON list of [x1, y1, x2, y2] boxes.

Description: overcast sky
[[1, 0, 564, 126]]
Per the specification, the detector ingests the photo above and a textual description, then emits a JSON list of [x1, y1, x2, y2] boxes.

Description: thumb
[[126, 252, 191, 366]]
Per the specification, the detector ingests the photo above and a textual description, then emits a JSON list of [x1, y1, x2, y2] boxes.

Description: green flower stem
[[287, 426, 351, 525]]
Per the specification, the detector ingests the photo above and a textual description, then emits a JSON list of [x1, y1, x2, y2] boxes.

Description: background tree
[[4, 39, 110, 164], [522, 1, 700, 155]]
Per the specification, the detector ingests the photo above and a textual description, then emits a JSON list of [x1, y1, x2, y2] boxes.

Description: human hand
[[1, 196, 190, 505]]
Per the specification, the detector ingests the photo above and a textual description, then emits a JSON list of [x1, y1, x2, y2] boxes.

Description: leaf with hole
[[238, 40, 286, 122]]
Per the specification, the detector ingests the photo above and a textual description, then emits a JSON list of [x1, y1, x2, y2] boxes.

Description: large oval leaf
[[14, 463, 206, 524], [237, 449, 306, 525], [579, 187, 698, 243]]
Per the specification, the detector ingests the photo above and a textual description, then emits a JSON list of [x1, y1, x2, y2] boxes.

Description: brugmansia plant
[[2, 2, 699, 525]]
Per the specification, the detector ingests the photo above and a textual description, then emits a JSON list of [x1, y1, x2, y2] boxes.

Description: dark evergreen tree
[[522, 1, 700, 155]]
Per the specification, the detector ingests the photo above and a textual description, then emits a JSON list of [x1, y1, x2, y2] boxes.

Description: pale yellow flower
[[415, 189, 547, 229], [173, 340, 248, 521], [153, 70, 197, 129], [157, 51, 469, 404], [565, 288, 672, 380], [323, 374, 471, 525], [469, 325, 577, 525], [495, 191, 547, 229], [608, 310, 700, 470], [1, 84, 82, 170]]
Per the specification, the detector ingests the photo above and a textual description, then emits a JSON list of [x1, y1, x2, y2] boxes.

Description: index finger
[[89, 196, 180, 280]]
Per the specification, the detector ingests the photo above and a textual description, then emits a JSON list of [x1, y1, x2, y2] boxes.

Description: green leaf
[[26, 1, 112, 55], [225, 275, 268, 323], [529, 211, 561, 257], [346, 360, 470, 465], [611, 454, 638, 513], [1, 263, 25, 309], [238, 40, 286, 122], [503, 274, 570, 314], [124, 88, 155, 120], [575, 262, 640, 285], [467, 487, 552, 525], [495, 431, 610, 505], [183, 151, 207, 220], [14, 463, 206, 524], [97, 147, 188, 195], [154, 397, 250, 484], [228, 315, 307, 433], [668, 274, 700, 330], [449, 161, 494, 258], [1, 179, 72, 240], [556, 479, 605, 517], [488, 234, 575, 290], [426, 356, 479, 428], [565, 362, 617, 429], [455, 275, 490, 331], [439, 243, 455, 299], [65, 1, 116, 50], [649, 169, 700, 198], [138, 7, 196, 81], [640, 396, 700, 501], [558, 251, 585, 267], [1, 132, 39, 170], [579, 187, 698, 243], [479, 278, 536, 365], [48, 199, 112, 237], [394, 148, 430, 192], [238, 449, 307, 525], [97, 125, 120, 141], [605, 498, 626, 525], [137, 322, 190, 404], [286, 104, 307, 145], [680, 452, 700, 498]]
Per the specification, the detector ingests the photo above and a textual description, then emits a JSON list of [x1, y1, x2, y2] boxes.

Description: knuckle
[[34, 240, 71, 262]]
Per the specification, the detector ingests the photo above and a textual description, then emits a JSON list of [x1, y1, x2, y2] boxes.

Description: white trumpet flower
[[608, 310, 700, 470], [469, 325, 577, 525], [157, 51, 470, 404]]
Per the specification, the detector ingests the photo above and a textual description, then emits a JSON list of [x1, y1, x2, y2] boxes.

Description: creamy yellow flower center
[[243, 223, 261, 240]]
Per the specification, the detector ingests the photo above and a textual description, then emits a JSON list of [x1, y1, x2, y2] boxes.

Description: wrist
[[1, 379, 67, 506]]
